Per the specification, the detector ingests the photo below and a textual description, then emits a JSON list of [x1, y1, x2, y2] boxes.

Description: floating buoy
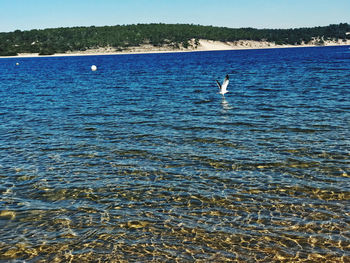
[[91, 65, 97, 71], [16, 62, 20, 66]]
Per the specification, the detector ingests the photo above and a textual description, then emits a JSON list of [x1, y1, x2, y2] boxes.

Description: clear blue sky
[[1, 0, 349, 32]]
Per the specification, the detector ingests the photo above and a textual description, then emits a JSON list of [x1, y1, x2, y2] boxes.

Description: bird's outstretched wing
[[216, 80, 221, 90], [221, 75, 229, 93]]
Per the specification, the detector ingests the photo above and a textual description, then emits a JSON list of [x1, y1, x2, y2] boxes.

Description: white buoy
[[16, 62, 20, 66], [91, 65, 97, 71]]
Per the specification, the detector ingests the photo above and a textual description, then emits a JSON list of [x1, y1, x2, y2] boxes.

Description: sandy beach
[[2, 39, 350, 58]]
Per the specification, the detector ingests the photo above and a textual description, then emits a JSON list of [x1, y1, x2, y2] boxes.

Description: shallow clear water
[[0, 46, 350, 262]]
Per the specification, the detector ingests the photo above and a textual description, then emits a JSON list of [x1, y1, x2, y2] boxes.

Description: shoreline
[[1, 39, 350, 59]]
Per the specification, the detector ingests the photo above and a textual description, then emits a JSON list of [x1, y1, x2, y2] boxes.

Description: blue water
[[0, 46, 350, 262]]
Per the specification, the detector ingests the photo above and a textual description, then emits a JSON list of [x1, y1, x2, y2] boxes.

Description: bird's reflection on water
[[221, 97, 232, 112]]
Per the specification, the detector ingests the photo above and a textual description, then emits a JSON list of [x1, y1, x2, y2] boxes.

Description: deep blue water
[[0, 46, 350, 262]]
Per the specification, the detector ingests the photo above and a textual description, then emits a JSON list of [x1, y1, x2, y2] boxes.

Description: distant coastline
[[2, 39, 350, 58], [1, 23, 350, 58]]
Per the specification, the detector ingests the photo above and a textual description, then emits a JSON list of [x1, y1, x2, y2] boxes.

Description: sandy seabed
[[2, 39, 350, 58]]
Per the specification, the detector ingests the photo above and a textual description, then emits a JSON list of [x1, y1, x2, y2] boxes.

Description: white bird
[[216, 74, 229, 96]]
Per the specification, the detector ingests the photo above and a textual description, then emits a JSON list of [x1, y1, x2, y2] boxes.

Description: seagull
[[216, 75, 229, 96]]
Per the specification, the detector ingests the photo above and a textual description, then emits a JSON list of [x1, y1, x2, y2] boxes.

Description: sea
[[0, 46, 349, 262]]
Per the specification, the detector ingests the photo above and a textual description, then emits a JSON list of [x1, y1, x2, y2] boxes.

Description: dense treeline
[[0, 23, 350, 56]]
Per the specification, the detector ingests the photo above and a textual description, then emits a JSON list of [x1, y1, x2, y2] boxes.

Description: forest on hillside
[[1, 23, 350, 56]]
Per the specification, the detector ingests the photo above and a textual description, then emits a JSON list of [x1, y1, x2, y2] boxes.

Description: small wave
[[194, 99, 213, 104]]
